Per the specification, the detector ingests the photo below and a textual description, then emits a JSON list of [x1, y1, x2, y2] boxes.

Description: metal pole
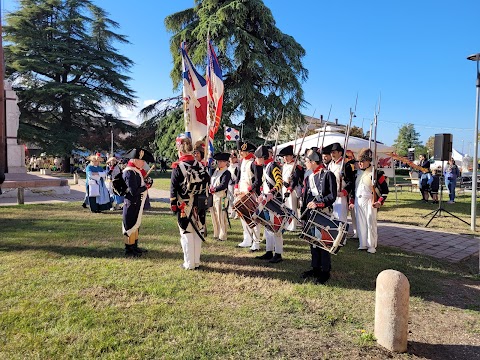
[[471, 64, 479, 231], [0, 7, 6, 174], [110, 123, 114, 157]]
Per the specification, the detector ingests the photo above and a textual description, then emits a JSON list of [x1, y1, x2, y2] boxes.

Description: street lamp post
[[109, 122, 114, 158], [467, 53, 480, 232]]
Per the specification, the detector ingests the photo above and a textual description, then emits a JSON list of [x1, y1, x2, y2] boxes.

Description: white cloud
[[109, 99, 159, 125]]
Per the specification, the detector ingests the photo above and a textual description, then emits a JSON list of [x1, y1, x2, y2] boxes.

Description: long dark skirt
[[89, 196, 112, 213]]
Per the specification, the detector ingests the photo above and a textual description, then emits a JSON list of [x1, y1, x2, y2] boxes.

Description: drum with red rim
[[300, 209, 349, 254], [233, 192, 258, 228], [253, 197, 296, 234]]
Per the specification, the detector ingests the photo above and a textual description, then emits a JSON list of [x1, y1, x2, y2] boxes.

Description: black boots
[[255, 251, 283, 263], [269, 254, 283, 263], [315, 271, 331, 285], [256, 251, 273, 260], [301, 268, 330, 284], [301, 268, 317, 279], [134, 240, 148, 253], [125, 244, 142, 257]]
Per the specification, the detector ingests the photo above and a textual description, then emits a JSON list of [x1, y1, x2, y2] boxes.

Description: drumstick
[[145, 164, 156, 178]]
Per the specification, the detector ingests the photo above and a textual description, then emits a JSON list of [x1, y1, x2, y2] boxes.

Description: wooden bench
[[1, 176, 69, 204], [394, 183, 415, 192]]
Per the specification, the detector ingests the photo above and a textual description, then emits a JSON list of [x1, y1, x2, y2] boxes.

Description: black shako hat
[[254, 145, 270, 159], [125, 148, 155, 163], [305, 149, 321, 162], [322, 144, 333, 155], [279, 145, 294, 156], [213, 152, 230, 161], [330, 142, 344, 153], [237, 141, 256, 152]]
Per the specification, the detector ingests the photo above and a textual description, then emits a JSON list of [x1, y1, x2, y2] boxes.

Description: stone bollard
[[374, 269, 409, 352], [73, 173, 79, 185], [17, 188, 25, 205]]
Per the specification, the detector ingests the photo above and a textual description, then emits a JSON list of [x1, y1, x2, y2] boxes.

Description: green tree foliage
[[137, 97, 183, 159], [3, 0, 135, 168], [164, 0, 308, 142], [425, 135, 435, 156], [349, 125, 367, 139], [155, 108, 184, 162], [393, 123, 422, 156]]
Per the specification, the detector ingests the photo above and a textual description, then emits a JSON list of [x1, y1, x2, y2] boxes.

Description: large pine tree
[[165, 0, 308, 142], [3, 0, 135, 167]]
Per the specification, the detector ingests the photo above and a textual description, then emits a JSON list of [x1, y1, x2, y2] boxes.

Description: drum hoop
[[253, 197, 296, 233], [252, 209, 292, 234], [233, 192, 258, 227], [300, 210, 349, 254]]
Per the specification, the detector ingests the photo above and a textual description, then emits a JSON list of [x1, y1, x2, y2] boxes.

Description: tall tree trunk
[[242, 111, 257, 143], [62, 155, 70, 173]]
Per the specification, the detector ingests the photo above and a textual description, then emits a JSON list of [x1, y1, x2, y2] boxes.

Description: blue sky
[[2, 0, 480, 154]]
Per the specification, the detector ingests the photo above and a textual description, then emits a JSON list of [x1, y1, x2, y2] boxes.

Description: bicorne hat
[[279, 145, 294, 156], [254, 145, 270, 159], [322, 144, 333, 155], [330, 142, 344, 153], [213, 152, 230, 162], [238, 141, 256, 152], [125, 148, 155, 163]]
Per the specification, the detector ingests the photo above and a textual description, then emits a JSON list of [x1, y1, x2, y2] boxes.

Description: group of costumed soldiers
[[121, 133, 389, 285]]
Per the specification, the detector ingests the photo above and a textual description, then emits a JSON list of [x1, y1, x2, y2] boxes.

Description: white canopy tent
[[276, 132, 394, 156], [276, 132, 395, 177]]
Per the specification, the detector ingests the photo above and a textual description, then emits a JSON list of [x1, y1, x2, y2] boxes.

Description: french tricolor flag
[[181, 42, 207, 144], [206, 40, 224, 161]]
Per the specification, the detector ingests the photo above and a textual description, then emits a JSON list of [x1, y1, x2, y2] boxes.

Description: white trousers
[[354, 196, 377, 250], [179, 230, 202, 269], [211, 194, 228, 240], [227, 184, 235, 214], [350, 207, 358, 236], [282, 188, 298, 231], [332, 195, 348, 223], [265, 229, 283, 254], [240, 218, 260, 245]]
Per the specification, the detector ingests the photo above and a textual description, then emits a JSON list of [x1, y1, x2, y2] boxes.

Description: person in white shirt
[[209, 153, 232, 241], [279, 145, 304, 231], [328, 142, 348, 223], [227, 151, 239, 218], [234, 142, 262, 251]]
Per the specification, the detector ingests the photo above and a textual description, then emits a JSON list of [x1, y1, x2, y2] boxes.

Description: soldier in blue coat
[[122, 148, 154, 257], [300, 149, 337, 284]]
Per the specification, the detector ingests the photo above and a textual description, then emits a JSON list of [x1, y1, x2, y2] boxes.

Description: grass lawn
[[0, 176, 479, 359]]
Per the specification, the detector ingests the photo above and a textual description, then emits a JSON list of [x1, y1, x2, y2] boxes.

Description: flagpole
[[223, 125, 227, 151], [205, 33, 212, 166]]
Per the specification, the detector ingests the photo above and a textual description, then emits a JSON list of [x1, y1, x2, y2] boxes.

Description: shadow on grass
[[1, 237, 478, 312], [408, 341, 480, 360], [0, 242, 183, 260], [1, 203, 479, 314]]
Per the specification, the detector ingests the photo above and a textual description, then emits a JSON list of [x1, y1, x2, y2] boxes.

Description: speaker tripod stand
[[423, 163, 469, 228]]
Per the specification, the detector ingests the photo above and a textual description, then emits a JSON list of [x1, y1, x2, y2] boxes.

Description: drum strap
[[264, 162, 276, 189], [309, 170, 324, 200]]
